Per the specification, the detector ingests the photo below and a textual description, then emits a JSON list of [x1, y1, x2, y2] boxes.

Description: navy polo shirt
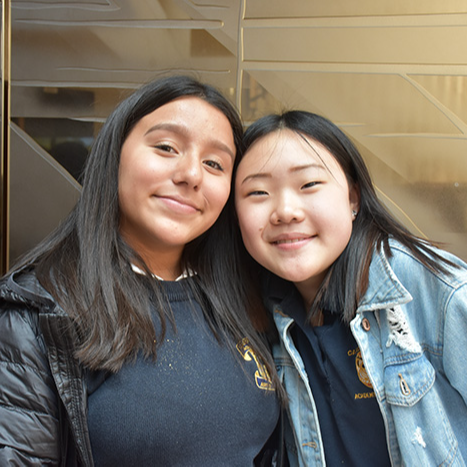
[[280, 283, 391, 466]]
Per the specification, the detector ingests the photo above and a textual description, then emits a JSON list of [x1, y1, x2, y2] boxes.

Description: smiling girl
[[235, 111, 467, 466], [0, 76, 281, 466]]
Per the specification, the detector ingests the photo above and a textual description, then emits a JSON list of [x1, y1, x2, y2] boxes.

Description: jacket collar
[[1, 267, 58, 310], [357, 240, 412, 313]]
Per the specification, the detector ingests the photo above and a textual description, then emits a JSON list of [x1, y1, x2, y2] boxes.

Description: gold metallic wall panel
[[410, 75, 467, 126], [245, 1, 467, 18], [360, 136, 467, 183], [9, 124, 80, 262], [2, 0, 467, 267], [243, 26, 467, 64]]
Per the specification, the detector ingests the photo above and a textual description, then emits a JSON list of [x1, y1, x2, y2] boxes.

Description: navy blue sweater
[[88, 279, 279, 466]]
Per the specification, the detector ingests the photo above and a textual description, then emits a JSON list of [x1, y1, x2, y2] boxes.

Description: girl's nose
[[173, 154, 203, 189], [270, 194, 305, 224]]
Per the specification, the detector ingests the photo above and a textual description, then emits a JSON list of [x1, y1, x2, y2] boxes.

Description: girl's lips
[[272, 238, 307, 245], [270, 234, 314, 249], [157, 195, 200, 214]]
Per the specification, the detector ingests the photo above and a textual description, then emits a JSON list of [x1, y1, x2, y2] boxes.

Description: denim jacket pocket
[[382, 356, 465, 466], [383, 354, 435, 407]]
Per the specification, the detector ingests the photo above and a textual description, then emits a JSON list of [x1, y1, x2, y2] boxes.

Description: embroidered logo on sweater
[[236, 338, 274, 391]]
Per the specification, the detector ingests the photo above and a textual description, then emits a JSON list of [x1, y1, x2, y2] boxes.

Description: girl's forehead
[[243, 129, 338, 171]]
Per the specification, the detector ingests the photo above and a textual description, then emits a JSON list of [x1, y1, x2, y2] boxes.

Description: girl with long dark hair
[[0, 75, 282, 465], [235, 110, 467, 466]]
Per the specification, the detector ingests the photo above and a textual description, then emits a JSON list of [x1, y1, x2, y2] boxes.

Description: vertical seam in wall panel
[[235, 0, 246, 114], [1, 0, 11, 275]]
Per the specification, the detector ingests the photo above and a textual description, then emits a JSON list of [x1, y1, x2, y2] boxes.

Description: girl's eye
[[247, 190, 268, 197], [204, 160, 224, 172], [155, 143, 176, 153], [302, 181, 320, 189]]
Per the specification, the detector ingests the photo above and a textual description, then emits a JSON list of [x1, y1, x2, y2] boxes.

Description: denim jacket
[[271, 240, 467, 466]]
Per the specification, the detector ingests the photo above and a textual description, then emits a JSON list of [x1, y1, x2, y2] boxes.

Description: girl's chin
[[275, 270, 313, 284]]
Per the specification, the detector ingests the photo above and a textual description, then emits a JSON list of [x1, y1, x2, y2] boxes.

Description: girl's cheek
[[240, 209, 259, 235]]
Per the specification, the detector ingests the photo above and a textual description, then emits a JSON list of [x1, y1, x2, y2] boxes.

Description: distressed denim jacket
[[271, 240, 467, 466]]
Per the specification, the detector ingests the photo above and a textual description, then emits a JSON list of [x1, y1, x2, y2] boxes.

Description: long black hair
[[241, 110, 457, 324], [10, 75, 281, 394]]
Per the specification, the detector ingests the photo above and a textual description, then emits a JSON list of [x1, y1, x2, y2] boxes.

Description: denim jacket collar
[[357, 241, 413, 314]]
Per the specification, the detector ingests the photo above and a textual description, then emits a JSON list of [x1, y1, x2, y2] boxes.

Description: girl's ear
[[349, 183, 360, 215]]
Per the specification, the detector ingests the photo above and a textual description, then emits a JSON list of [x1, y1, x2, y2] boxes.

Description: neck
[[294, 278, 325, 327], [140, 257, 183, 281], [294, 272, 327, 316], [294, 282, 318, 311], [122, 237, 184, 281]]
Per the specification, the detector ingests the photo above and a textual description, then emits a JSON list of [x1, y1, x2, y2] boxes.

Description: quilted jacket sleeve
[[0, 299, 61, 465]]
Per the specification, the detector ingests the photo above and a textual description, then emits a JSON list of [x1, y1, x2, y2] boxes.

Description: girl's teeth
[[276, 238, 301, 244]]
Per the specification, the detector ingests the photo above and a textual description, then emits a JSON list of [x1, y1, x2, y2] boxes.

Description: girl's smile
[[235, 129, 359, 305], [269, 233, 314, 249]]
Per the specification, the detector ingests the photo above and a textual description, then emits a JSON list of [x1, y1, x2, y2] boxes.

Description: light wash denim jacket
[[271, 240, 467, 466]]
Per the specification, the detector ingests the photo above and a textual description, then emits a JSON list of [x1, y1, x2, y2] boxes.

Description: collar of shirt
[[131, 264, 196, 281]]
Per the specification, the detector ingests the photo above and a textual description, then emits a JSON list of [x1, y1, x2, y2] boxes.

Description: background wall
[[2, 0, 467, 265]]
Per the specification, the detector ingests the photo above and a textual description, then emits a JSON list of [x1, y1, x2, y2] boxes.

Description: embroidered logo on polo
[[348, 346, 375, 399], [236, 338, 274, 391], [355, 350, 372, 389]]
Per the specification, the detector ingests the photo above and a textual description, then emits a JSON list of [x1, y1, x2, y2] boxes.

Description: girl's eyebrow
[[240, 172, 272, 185], [290, 163, 323, 173], [144, 122, 180, 136], [144, 122, 235, 159], [240, 162, 323, 185]]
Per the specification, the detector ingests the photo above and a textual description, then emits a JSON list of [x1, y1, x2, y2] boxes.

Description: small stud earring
[[352, 210, 358, 219]]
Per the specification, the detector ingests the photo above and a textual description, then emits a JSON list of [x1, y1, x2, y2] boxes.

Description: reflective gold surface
[[2, 0, 467, 265]]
